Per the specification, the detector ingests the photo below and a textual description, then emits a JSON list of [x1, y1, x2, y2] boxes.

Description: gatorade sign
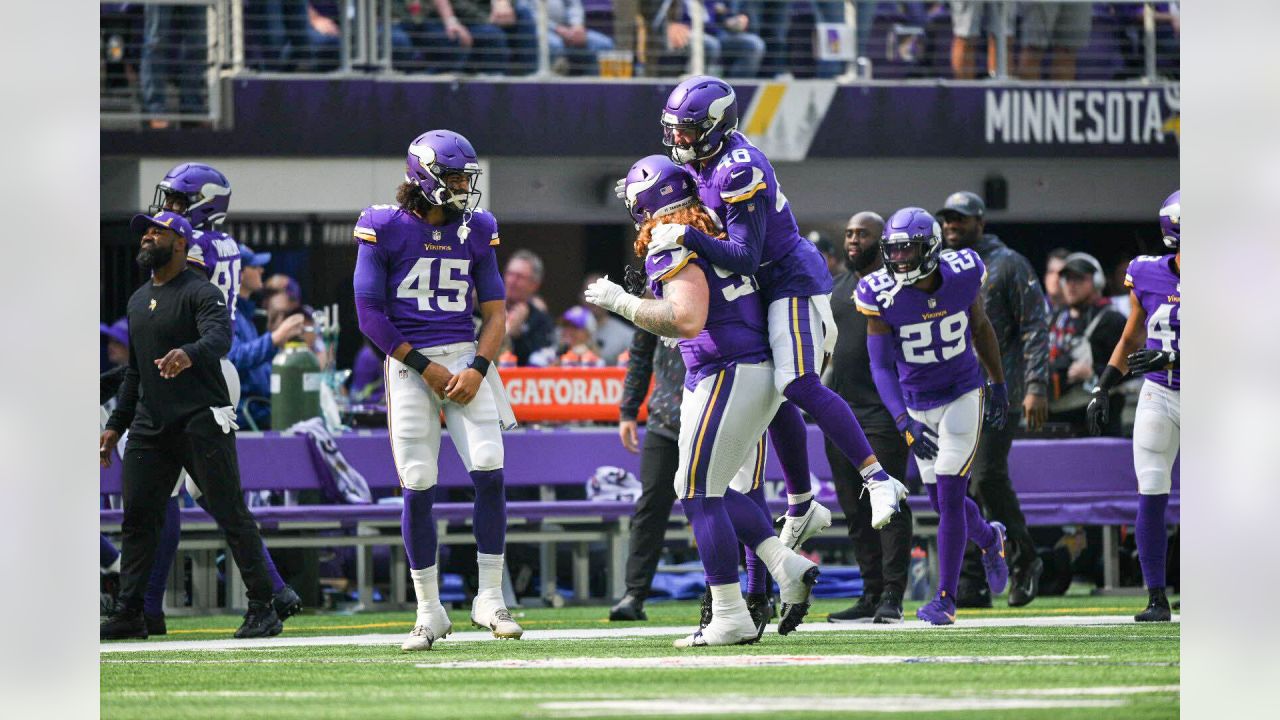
[[501, 367, 650, 423]]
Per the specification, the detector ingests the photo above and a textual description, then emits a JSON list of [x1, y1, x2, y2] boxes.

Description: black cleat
[[873, 589, 904, 624], [234, 601, 283, 639], [1135, 589, 1172, 622], [828, 593, 879, 623], [101, 608, 148, 641], [608, 593, 647, 622], [746, 592, 774, 641], [144, 612, 167, 636], [1008, 557, 1043, 607], [272, 585, 303, 621], [100, 571, 120, 616], [778, 566, 820, 636], [956, 585, 993, 609], [697, 589, 714, 630]]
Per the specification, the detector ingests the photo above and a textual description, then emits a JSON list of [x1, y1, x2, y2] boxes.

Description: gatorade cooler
[[271, 340, 322, 428]]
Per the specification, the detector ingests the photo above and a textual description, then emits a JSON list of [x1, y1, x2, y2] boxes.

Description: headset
[[1064, 252, 1106, 291]]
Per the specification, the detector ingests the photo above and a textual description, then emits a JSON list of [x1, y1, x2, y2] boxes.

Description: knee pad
[[469, 441, 504, 472], [400, 462, 438, 491]]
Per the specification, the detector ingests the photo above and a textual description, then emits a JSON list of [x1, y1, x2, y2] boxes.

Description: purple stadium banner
[[102, 79, 1179, 159]]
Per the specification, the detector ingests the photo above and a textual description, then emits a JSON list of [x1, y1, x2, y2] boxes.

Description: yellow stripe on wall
[[744, 83, 787, 137]]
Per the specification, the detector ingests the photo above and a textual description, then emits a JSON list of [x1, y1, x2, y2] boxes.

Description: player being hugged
[[1087, 190, 1180, 623], [856, 208, 1012, 626], [588, 156, 820, 647], [352, 130, 520, 651], [635, 76, 907, 547]]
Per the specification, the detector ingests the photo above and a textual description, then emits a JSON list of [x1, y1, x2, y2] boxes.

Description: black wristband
[[402, 349, 432, 376], [469, 355, 492, 376], [1096, 364, 1125, 393]]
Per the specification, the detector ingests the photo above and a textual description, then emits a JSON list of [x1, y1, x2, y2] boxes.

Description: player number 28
[[396, 257, 470, 312], [900, 312, 969, 363]]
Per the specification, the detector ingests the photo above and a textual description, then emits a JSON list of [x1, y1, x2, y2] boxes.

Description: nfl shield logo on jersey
[[432, 230, 442, 242], [927, 298, 937, 309]]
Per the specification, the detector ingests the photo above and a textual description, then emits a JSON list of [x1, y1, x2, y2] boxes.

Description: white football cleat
[[471, 597, 524, 639], [673, 608, 759, 648], [865, 477, 909, 530], [778, 501, 833, 550], [401, 606, 452, 652]]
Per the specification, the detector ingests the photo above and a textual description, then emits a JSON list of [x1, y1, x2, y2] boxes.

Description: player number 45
[[397, 258, 470, 312]]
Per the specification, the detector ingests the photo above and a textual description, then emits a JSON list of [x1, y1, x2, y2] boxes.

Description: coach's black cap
[[936, 191, 986, 221]]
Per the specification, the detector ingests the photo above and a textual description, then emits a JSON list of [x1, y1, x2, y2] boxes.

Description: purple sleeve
[[472, 242, 506, 303], [678, 200, 766, 276], [353, 243, 409, 356], [868, 332, 908, 430]]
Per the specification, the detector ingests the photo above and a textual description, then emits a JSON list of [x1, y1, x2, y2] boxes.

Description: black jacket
[[619, 328, 685, 441], [970, 234, 1051, 406]]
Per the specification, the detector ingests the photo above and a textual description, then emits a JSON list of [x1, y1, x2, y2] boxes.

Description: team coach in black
[[99, 210, 281, 640]]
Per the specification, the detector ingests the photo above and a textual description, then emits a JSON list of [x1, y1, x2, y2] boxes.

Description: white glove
[[210, 406, 240, 434], [645, 223, 687, 257], [585, 275, 642, 321], [614, 176, 628, 201]]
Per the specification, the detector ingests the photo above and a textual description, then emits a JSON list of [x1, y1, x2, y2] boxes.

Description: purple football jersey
[[187, 228, 243, 319], [351, 205, 505, 348], [855, 248, 987, 410], [1124, 254, 1180, 390], [645, 246, 769, 389], [688, 132, 832, 302]]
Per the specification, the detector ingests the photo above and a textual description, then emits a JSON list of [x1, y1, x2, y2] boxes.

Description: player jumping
[[856, 208, 1011, 625], [1087, 190, 1180, 623], [353, 130, 520, 651], [589, 156, 820, 647], [636, 76, 907, 545]]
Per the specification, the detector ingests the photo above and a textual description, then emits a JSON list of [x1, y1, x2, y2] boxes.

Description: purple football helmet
[[881, 207, 943, 284], [661, 75, 738, 164], [623, 155, 699, 229], [150, 162, 231, 229], [405, 129, 482, 212], [1159, 190, 1179, 249]]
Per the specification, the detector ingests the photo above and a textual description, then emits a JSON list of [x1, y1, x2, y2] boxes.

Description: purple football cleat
[[916, 593, 957, 626], [982, 521, 1010, 595]]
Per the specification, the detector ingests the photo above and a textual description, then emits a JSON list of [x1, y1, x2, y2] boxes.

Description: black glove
[[1086, 364, 1125, 436], [1127, 348, 1178, 375], [899, 416, 939, 460]]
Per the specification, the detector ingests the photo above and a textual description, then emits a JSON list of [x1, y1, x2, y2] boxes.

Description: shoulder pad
[[645, 245, 699, 288], [939, 248, 987, 286], [854, 270, 895, 316], [354, 205, 394, 245], [1124, 255, 1160, 288], [715, 163, 768, 204], [470, 208, 500, 247]]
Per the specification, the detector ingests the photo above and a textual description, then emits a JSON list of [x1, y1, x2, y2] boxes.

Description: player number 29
[[900, 312, 969, 363], [396, 257, 470, 312]]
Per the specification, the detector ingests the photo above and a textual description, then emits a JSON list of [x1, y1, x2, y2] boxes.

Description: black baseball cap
[[936, 191, 986, 221]]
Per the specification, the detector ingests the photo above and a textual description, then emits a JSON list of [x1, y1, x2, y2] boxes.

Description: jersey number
[[713, 265, 757, 302], [397, 258, 470, 312], [941, 249, 976, 274], [717, 148, 788, 212], [211, 258, 241, 320], [1147, 303, 1177, 352], [900, 312, 969, 363]]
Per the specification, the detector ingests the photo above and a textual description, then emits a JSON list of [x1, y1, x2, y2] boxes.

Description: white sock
[[859, 461, 885, 481], [476, 552, 505, 603], [709, 582, 748, 618], [787, 491, 814, 505], [410, 566, 441, 623]]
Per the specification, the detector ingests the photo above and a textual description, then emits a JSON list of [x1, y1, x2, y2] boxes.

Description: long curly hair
[[634, 205, 723, 258]]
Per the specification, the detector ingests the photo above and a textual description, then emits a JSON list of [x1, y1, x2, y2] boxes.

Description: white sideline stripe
[[539, 696, 1128, 716], [995, 685, 1180, 696], [100, 614, 1178, 654], [414, 654, 1106, 670]]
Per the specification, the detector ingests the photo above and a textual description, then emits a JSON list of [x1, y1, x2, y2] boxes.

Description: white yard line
[[100, 613, 1176, 654], [538, 696, 1133, 716]]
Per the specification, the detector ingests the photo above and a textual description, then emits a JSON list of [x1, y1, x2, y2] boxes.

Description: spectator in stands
[[496, 1, 540, 74], [396, 0, 512, 74], [580, 273, 634, 364], [1047, 253, 1126, 435], [1107, 256, 1133, 318], [139, 1, 209, 129], [101, 317, 130, 370], [808, 0, 873, 78], [244, 1, 311, 71], [265, 284, 331, 369], [228, 245, 305, 429], [949, 1, 1014, 79], [347, 340, 386, 404], [1016, 2, 1092, 80], [1043, 247, 1071, 312], [746, 0, 792, 78], [546, 0, 617, 75], [557, 306, 606, 367], [503, 249, 557, 365], [643, 0, 765, 78], [709, 2, 767, 78]]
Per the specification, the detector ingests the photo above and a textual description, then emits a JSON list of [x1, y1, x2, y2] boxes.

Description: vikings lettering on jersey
[[645, 246, 769, 389], [352, 205, 505, 348], [187, 228, 243, 319], [1125, 254, 1180, 390], [855, 248, 987, 410]]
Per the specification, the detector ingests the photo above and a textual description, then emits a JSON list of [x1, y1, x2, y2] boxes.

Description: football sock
[[476, 552, 506, 603], [743, 485, 772, 594], [724, 488, 776, 549], [402, 487, 438, 570], [933, 474, 969, 600], [1137, 493, 1169, 590], [767, 402, 813, 516], [409, 565, 442, 623], [783, 373, 876, 473], [470, 469, 507, 555], [143, 497, 182, 616], [709, 581, 748, 619], [682, 496, 742, 587], [101, 534, 120, 570], [948, 475, 996, 549]]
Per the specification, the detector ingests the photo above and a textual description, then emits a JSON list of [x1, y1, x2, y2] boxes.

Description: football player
[[352, 130, 519, 651], [856, 208, 1012, 625], [588, 156, 820, 647], [1087, 190, 1180, 622], [637, 76, 907, 547]]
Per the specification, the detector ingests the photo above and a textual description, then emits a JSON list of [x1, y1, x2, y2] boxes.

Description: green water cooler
[[271, 341, 322, 429]]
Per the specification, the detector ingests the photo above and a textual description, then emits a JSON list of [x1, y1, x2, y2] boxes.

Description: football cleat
[[608, 593, 647, 622], [778, 565, 821, 635], [981, 521, 1010, 595], [828, 594, 879, 624], [144, 612, 167, 636], [471, 598, 523, 639], [778, 501, 833, 551], [873, 589, 904, 624], [864, 477, 909, 530], [745, 592, 774, 641], [272, 585, 303, 621], [1135, 589, 1172, 622], [1008, 556, 1043, 607], [402, 606, 452, 651], [697, 588, 714, 630], [673, 608, 759, 648], [234, 602, 283, 639], [917, 592, 958, 625], [100, 608, 148, 641]]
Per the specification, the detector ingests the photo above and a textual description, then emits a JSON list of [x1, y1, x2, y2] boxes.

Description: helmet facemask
[[881, 234, 941, 285]]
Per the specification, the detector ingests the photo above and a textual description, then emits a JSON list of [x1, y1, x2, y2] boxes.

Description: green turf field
[[101, 596, 1178, 719]]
